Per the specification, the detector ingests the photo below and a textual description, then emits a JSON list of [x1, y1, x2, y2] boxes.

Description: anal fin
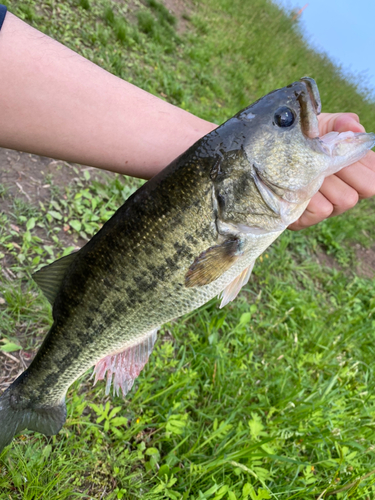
[[218, 260, 255, 308], [92, 328, 158, 397]]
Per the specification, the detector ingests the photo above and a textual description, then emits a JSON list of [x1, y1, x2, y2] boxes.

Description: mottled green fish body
[[0, 78, 374, 451]]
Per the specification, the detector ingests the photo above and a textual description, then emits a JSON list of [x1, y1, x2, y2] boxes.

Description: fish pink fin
[[92, 328, 158, 397], [218, 260, 255, 309]]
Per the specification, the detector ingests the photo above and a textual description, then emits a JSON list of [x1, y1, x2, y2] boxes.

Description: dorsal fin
[[32, 251, 79, 305]]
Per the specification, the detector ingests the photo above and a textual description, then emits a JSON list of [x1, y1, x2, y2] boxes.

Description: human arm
[[0, 11, 374, 228], [0, 11, 216, 179]]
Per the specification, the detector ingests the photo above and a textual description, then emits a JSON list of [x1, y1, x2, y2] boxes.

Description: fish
[[0, 77, 374, 452]]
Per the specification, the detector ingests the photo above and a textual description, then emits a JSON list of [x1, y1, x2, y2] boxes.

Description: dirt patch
[[314, 249, 343, 272], [0, 147, 114, 250], [163, 0, 193, 33], [112, 0, 194, 33], [313, 243, 375, 280], [355, 244, 375, 279], [0, 349, 33, 393], [0, 147, 109, 209]]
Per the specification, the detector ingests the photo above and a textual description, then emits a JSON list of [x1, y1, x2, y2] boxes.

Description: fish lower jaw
[[318, 131, 375, 176]]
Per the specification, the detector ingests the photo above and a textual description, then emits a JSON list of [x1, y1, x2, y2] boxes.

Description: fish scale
[[1, 77, 374, 451], [23, 155, 217, 399]]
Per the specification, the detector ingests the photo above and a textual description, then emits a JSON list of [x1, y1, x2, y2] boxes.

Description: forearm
[[0, 12, 216, 179]]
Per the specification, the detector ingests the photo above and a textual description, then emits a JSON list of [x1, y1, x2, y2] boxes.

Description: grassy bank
[[0, 0, 375, 498]]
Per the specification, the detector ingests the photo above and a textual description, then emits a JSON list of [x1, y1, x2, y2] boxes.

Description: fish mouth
[[297, 77, 321, 139], [297, 77, 375, 176], [317, 129, 375, 177]]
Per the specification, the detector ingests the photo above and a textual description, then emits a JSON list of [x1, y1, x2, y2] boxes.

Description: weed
[[147, 0, 176, 26], [10, 198, 39, 226], [137, 10, 156, 36], [114, 18, 127, 44], [103, 3, 115, 25], [0, 183, 8, 198], [16, 3, 38, 22], [78, 0, 90, 10]]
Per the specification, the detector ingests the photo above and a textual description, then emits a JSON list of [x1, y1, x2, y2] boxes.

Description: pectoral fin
[[185, 238, 243, 287], [218, 260, 255, 308]]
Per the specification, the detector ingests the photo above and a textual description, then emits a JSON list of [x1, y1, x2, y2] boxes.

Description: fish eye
[[274, 107, 295, 128]]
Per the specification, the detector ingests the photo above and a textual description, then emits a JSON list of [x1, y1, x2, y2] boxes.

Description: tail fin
[[0, 377, 67, 452]]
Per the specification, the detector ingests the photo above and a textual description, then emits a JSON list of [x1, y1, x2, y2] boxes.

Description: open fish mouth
[[317, 129, 375, 177], [319, 130, 375, 157], [298, 77, 375, 175], [250, 76, 375, 214]]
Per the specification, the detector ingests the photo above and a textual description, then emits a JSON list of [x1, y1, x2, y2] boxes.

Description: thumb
[[318, 112, 365, 135]]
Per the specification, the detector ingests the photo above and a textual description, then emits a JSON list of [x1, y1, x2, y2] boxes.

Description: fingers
[[289, 154, 375, 231], [318, 112, 365, 135], [319, 174, 359, 215], [335, 151, 375, 199], [288, 191, 333, 231], [333, 113, 365, 133]]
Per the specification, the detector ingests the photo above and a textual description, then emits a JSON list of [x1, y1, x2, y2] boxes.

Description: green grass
[[1, 0, 375, 498]]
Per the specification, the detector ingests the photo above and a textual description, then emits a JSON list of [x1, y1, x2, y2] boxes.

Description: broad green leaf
[[69, 220, 82, 232], [1, 342, 22, 352], [26, 217, 36, 230], [48, 210, 63, 220]]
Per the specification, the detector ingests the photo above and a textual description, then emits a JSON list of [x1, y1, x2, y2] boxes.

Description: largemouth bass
[[0, 77, 374, 451]]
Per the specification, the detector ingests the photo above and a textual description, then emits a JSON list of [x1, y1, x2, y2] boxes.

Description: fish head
[[210, 77, 375, 231]]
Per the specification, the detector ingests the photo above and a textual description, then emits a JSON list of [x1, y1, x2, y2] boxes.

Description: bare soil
[[314, 242, 375, 280], [355, 243, 375, 279], [112, 0, 194, 33], [0, 147, 109, 210], [163, 0, 193, 33]]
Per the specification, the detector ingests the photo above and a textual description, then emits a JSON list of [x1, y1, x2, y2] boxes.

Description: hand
[[288, 112, 375, 230]]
